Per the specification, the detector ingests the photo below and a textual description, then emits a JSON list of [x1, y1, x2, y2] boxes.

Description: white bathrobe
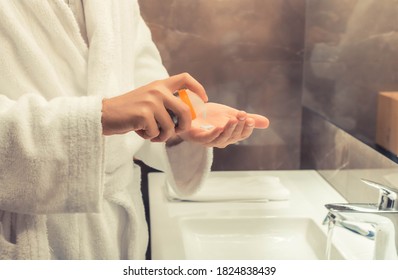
[[0, 0, 212, 259]]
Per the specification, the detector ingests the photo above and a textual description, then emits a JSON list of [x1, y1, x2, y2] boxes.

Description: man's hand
[[101, 73, 207, 142]]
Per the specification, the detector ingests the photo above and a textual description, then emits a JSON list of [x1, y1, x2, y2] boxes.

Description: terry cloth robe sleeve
[[0, 94, 105, 215], [130, 6, 213, 197], [0, 1, 106, 216]]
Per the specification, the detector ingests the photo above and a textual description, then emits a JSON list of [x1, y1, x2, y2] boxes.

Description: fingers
[[162, 93, 192, 133], [134, 73, 207, 141], [140, 99, 190, 142], [164, 73, 208, 102], [151, 107, 179, 142], [150, 73, 207, 136], [247, 113, 269, 129], [241, 117, 255, 139], [204, 113, 256, 148], [213, 119, 238, 146], [213, 111, 246, 147], [230, 111, 247, 139]]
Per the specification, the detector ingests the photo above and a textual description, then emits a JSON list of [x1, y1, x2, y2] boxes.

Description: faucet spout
[[324, 179, 398, 259], [325, 202, 398, 259], [323, 210, 376, 240]]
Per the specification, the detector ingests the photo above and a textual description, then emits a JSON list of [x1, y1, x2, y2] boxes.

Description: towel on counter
[[166, 174, 290, 202]]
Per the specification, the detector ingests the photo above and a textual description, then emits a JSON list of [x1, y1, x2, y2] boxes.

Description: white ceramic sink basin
[[179, 217, 343, 260], [149, 170, 375, 260]]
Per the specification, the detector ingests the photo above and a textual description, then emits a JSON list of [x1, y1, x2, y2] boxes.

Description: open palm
[[179, 102, 269, 148]]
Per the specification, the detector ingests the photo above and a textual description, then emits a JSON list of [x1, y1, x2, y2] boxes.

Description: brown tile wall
[[139, 0, 306, 170]]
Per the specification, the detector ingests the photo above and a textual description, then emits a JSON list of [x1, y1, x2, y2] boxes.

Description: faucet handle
[[361, 178, 398, 210]]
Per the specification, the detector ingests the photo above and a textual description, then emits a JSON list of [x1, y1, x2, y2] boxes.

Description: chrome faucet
[[324, 179, 398, 259]]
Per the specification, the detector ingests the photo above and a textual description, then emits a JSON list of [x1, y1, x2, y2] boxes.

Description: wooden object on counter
[[376, 92, 398, 155]]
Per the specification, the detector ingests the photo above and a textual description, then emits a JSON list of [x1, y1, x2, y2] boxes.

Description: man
[[0, 0, 268, 259]]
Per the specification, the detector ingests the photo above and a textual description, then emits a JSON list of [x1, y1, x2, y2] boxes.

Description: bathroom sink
[[178, 217, 343, 260], [149, 170, 374, 260]]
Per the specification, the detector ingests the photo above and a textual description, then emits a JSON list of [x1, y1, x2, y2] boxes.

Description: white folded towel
[[166, 173, 290, 202]]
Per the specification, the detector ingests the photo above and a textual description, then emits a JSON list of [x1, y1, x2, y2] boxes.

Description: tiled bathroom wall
[[139, 0, 306, 170], [303, 0, 398, 146]]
